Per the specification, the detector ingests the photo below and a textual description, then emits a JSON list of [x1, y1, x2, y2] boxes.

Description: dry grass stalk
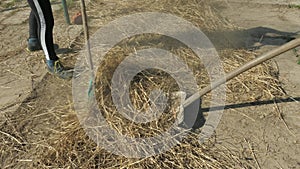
[[1, 0, 286, 168]]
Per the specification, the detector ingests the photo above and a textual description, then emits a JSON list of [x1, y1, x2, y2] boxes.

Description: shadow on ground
[[207, 26, 298, 50], [190, 97, 300, 130], [201, 97, 300, 112]]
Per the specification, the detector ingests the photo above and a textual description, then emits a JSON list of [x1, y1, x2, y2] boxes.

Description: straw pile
[[35, 0, 285, 168]]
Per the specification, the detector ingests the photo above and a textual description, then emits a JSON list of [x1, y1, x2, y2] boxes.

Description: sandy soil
[[0, 0, 299, 168], [213, 1, 300, 168]]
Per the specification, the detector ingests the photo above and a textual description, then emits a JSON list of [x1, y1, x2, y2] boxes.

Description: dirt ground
[[0, 0, 299, 169], [213, 1, 300, 169]]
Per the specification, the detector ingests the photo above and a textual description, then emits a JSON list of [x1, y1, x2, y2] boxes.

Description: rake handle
[[183, 38, 300, 108], [80, 0, 94, 73]]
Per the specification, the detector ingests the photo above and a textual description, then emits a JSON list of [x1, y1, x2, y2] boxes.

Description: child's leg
[[27, 0, 73, 79], [29, 10, 39, 39], [27, 0, 58, 61]]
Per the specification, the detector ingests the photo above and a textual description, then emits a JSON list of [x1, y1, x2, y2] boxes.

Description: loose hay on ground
[[39, 0, 285, 168], [1, 0, 286, 168]]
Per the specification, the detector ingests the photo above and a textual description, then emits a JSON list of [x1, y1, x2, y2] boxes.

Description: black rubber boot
[[27, 38, 59, 52]]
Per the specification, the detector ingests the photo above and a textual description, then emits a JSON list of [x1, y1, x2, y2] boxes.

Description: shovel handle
[[183, 38, 300, 107]]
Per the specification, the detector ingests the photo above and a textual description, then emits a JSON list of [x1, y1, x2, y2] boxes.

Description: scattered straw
[[0, 0, 287, 168]]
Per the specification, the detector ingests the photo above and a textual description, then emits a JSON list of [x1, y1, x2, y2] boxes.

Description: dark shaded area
[[190, 97, 300, 130], [55, 47, 79, 54], [202, 97, 300, 113], [207, 26, 298, 50]]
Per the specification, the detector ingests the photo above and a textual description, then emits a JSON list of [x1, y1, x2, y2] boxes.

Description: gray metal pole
[[61, 0, 70, 25]]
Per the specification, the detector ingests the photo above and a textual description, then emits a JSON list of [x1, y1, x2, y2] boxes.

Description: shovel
[[182, 38, 300, 128]]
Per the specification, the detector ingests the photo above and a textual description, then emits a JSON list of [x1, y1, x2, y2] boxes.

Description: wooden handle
[[183, 38, 300, 107], [80, 0, 94, 73]]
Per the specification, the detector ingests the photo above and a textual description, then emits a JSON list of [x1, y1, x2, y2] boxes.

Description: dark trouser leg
[[29, 10, 39, 39], [27, 0, 58, 61]]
